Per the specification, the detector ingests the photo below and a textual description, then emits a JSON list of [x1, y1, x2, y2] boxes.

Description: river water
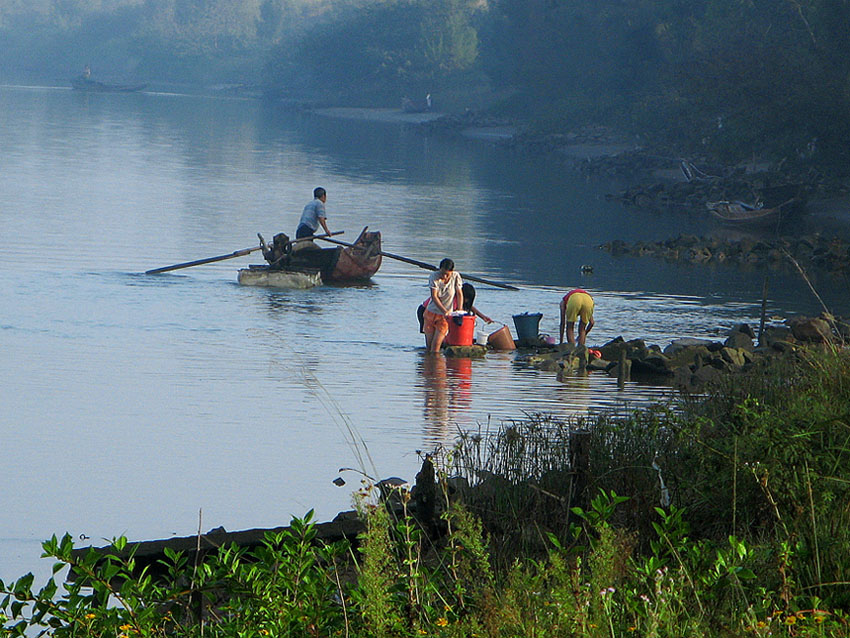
[[1, 85, 847, 583]]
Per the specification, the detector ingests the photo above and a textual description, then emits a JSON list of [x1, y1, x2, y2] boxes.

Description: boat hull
[[237, 268, 321, 288], [707, 196, 804, 228], [289, 230, 382, 282], [707, 201, 784, 227]]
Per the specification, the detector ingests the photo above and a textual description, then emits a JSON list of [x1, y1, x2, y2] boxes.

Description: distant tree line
[[2, 0, 849, 164], [482, 0, 850, 163]]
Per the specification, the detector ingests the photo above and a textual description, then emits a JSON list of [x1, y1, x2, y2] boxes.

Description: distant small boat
[[401, 94, 432, 113], [680, 159, 719, 182], [707, 198, 799, 226], [71, 76, 146, 93]]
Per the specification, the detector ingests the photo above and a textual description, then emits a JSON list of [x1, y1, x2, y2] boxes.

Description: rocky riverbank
[[422, 111, 850, 227], [312, 103, 850, 219], [599, 233, 850, 274], [518, 316, 846, 393]]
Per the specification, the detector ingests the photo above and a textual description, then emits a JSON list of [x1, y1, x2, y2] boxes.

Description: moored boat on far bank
[[707, 196, 803, 228]]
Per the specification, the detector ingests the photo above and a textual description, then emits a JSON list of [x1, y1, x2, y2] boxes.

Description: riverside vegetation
[[5, 2, 850, 172], [3, 344, 850, 636]]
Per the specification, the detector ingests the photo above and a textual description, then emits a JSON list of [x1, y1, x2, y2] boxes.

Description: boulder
[[663, 337, 714, 356], [556, 343, 580, 355], [599, 336, 627, 361], [720, 347, 746, 368], [787, 316, 832, 342], [607, 358, 631, 381], [667, 344, 713, 369], [587, 357, 610, 371], [527, 354, 562, 371], [709, 357, 731, 371], [557, 354, 583, 373], [631, 352, 674, 376], [444, 344, 487, 357], [761, 325, 793, 348], [625, 338, 649, 358], [693, 365, 721, 385], [724, 331, 754, 352], [728, 323, 756, 339], [771, 340, 797, 353]]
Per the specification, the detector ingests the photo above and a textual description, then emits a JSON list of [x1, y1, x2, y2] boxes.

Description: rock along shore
[[599, 233, 850, 274], [517, 317, 846, 394]]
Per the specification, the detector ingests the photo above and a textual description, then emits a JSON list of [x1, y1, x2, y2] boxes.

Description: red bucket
[[446, 313, 476, 346]]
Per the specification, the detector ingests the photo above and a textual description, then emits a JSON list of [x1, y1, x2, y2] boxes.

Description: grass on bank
[[2, 345, 850, 637]]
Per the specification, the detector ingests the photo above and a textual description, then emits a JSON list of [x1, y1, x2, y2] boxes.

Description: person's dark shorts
[[417, 304, 425, 333], [295, 224, 314, 239]]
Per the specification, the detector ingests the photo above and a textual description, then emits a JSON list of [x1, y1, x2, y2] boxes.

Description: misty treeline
[[3, 0, 850, 163]]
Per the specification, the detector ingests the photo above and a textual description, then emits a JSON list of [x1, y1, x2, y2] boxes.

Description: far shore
[[311, 105, 519, 142], [310, 105, 850, 229]]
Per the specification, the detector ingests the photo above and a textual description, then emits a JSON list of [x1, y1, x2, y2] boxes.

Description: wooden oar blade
[[145, 245, 262, 275], [144, 231, 345, 275]]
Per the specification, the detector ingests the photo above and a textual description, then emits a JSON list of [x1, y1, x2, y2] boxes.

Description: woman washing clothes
[[421, 258, 464, 352]]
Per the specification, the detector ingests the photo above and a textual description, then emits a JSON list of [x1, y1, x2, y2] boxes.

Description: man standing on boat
[[559, 288, 595, 346], [424, 258, 464, 353], [296, 187, 332, 239]]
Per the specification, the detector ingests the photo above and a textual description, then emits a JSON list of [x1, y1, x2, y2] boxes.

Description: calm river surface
[[1, 85, 847, 582]]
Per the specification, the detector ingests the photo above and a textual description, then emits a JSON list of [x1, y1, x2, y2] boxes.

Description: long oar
[[145, 232, 343, 275], [316, 236, 519, 290]]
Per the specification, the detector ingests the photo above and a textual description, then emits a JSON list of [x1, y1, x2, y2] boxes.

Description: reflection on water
[[419, 355, 475, 442], [555, 369, 593, 414]]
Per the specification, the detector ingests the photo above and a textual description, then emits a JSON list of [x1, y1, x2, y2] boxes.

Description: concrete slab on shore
[[312, 107, 443, 124], [460, 126, 517, 141], [557, 142, 639, 159]]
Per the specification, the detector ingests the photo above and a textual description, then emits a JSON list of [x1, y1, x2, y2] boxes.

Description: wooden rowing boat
[[238, 227, 382, 286], [707, 200, 778, 223]]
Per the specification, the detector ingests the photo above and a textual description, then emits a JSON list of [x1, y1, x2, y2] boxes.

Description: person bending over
[[559, 288, 595, 345], [461, 283, 493, 324]]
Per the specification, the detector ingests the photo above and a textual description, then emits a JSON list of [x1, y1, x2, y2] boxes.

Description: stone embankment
[[599, 233, 850, 273], [518, 316, 846, 393]]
